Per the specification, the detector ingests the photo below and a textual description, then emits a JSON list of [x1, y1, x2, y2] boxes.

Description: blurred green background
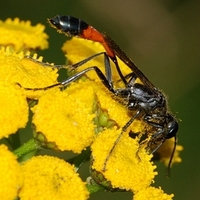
[[1, 0, 200, 199]]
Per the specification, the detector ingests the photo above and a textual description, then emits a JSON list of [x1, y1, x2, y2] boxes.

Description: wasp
[[28, 15, 179, 173]]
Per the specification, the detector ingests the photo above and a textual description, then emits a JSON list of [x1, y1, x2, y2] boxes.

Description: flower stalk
[[13, 138, 42, 159]]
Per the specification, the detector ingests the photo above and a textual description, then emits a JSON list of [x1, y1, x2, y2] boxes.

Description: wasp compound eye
[[166, 116, 179, 139]]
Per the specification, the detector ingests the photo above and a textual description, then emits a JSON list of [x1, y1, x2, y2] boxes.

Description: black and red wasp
[[27, 15, 179, 173]]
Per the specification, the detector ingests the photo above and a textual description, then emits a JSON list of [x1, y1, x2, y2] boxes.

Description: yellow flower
[[0, 48, 59, 99], [62, 37, 132, 83], [0, 18, 48, 51], [19, 155, 89, 200], [91, 128, 157, 192], [0, 80, 28, 139], [30, 76, 144, 154], [0, 144, 23, 200], [93, 80, 143, 129], [134, 186, 174, 200], [0, 47, 61, 138], [59, 36, 182, 195], [32, 80, 96, 153], [156, 138, 183, 167]]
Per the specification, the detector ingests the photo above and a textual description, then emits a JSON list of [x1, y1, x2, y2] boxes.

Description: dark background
[[1, 0, 200, 199]]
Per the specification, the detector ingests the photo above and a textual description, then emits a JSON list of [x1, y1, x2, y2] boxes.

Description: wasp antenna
[[166, 136, 177, 178]]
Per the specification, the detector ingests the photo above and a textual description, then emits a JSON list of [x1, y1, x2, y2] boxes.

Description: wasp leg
[[69, 52, 105, 69], [23, 65, 114, 92], [24, 55, 57, 67], [102, 109, 142, 172], [25, 52, 106, 69]]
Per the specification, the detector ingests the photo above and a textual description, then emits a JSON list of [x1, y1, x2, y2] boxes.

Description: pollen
[[0, 81, 28, 139], [32, 80, 96, 153], [156, 138, 183, 166], [91, 128, 157, 192], [62, 37, 132, 82], [134, 186, 174, 200], [19, 155, 89, 200], [0, 145, 23, 200], [0, 48, 59, 99], [0, 18, 48, 51]]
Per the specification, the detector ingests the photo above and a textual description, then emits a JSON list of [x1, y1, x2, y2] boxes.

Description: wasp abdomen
[[48, 15, 88, 37]]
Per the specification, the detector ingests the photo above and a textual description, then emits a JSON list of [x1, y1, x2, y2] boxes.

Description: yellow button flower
[[0, 80, 28, 139], [32, 81, 96, 153], [0, 144, 23, 200], [156, 138, 183, 167], [62, 37, 183, 170], [0, 18, 48, 51], [19, 155, 89, 200], [93, 80, 143, 129], [0, 15, 182, 200], [0, 48, 59, 99], [62, 37, 132, 83], [91, 128, 157, 192], [134, 186, 174, 200]]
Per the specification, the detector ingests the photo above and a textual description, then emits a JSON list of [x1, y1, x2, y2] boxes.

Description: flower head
[[62, 37, 132, 83], [0, 80, 28, 139], [32, 80, 96, 153], [0, 145, 23, 200], [134, 186, 174, 200], [91, 128, 157, 192], [0, 48, 59, 99], [0, 18, 48, 51], [156, 138, 183, 167], [19, 155, 89, 200], [60, 36, 182, 196], [0, 15, 183, 200]]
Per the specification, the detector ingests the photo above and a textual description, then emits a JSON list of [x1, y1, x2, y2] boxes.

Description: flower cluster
[[0, 18, 183, 200]]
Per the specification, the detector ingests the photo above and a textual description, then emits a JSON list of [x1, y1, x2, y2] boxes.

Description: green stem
[[13, 138, 42, 158], [86, 177, 105, 193], [86, 184, 105, 193]]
